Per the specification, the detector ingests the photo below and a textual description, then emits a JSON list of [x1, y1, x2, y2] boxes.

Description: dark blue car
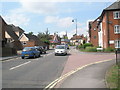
[[21, 47, 40, 59]]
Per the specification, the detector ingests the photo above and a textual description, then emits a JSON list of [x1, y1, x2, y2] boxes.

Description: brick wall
[[102, 10, 120, 48], [89, 20, 99, 47]]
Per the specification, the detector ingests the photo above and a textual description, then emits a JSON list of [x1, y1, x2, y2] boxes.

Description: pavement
[[0, 55, 19, 61], [59, 59, 114, 88], [54, 48, 116, 88]]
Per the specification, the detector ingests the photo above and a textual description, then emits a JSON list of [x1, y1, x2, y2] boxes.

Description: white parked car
[[55, 45, 67, 56]]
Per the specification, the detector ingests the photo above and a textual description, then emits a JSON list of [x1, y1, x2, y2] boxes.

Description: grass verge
[[106, 64, 119, 90]]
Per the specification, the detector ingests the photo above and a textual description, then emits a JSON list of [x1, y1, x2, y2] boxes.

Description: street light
[[72, 19, 78, 45]]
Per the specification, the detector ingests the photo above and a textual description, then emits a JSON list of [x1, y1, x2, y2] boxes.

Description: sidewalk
[[0, 55, 19, 61], [56, 49, 116, 88], [59, 60, 114, 88]]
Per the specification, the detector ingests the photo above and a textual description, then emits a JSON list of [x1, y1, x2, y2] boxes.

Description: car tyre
[[21, 57, 24, 59], [38, 54, 41, 57]]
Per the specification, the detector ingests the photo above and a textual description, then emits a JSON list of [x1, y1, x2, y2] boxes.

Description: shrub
[[78, 45, 85, 49], [84, 47, 97, 52], [104, 47, 115, 52], [83, 43, 93, 49]]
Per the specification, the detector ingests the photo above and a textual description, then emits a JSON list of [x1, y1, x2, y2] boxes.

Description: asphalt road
[[2, 49, 70, 88]]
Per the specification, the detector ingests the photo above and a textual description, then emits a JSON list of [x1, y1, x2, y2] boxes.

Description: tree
[[28, 32, 34, 35], [37, 30, 51, 45]]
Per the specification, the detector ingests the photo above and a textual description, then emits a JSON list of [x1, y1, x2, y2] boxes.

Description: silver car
[[55, 45, 67, 56]]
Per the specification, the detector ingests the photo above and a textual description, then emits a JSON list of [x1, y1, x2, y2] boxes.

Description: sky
[[1, 0, 117, 39]]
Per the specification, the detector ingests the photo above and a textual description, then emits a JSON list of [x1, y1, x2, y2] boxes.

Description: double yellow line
[[44, 59, 114, 90]]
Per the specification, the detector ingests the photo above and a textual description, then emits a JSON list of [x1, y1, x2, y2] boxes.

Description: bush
[[104, 47, 115, 52], [83, 43, 93, 49], [84, 47, 97, 52], [77, 45, 85, 49]]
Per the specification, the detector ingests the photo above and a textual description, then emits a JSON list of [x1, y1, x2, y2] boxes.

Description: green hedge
[[77, 43, 93, 49], [104, 47, 115, 52], [84, 47, 97, 52]]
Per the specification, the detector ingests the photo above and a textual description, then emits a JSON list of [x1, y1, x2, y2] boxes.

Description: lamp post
[[72, 19, 77, 45]]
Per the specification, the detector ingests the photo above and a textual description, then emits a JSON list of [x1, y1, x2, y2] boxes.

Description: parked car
[[35, 46, 46, 54], [21, 47, 40, 59], [55, 45, 67, 56]]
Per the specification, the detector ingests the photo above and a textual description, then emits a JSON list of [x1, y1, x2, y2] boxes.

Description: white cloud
[[18, 0, 58, 14], [3, 13, 30, 26], [45, 16, 74, 28]]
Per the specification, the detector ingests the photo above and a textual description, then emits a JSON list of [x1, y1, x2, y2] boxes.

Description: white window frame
[[114, 25, 120, 34], [115, 40, 120, 48], [113, 11, 120, 19]]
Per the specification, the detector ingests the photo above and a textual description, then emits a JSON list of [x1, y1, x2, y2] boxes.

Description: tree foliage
[[37, 30, 51, 44]]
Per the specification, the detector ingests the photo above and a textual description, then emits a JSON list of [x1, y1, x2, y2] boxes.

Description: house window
[[114, 11, 120, 19], [94, 36, 96, 39], [115, 40, 120, 48], [22, 41, 27, 45], [114, 25, 120, 34]]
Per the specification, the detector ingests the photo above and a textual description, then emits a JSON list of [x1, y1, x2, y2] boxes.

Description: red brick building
[[89, 1, 120, 49]]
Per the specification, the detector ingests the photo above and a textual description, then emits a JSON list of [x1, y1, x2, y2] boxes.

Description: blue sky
[[1, 0, 116, 38]]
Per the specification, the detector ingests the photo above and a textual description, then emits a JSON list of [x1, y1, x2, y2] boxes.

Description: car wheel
[[21, 57, 24, 59], [38, 54, 41, 57], [55, 54, 57, 56], [33, 54, 36, 58], [44, 51, 46, 54]]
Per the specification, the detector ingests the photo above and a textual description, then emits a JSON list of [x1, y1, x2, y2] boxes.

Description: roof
[[6, 25, 19, 41], [25, 34, 40, 41], [70, 35, 84, 40], [10, 24, 24, 33], [104, 0, 120, 11]]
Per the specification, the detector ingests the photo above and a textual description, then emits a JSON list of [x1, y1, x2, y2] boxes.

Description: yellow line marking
[[44, 59, 114, 89]]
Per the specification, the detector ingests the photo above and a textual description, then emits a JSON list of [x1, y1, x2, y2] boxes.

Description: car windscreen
[[23, 47, 34, 51], [56, 46, 65, 49]]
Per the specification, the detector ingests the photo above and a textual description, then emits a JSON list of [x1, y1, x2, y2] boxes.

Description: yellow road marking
[[44, 59, 114, 89]]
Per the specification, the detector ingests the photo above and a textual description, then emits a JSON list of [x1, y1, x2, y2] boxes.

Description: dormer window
[[114, 11, 120, 19]]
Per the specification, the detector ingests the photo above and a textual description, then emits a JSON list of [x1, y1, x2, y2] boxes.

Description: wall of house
[[90, 20, 99, 47], [108, 10, 120, 48], [22, 41, 35, 47], [102, 12, 108, 48], [102, 10, 120, 49]]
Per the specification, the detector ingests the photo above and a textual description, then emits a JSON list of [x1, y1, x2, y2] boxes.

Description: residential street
[[2, 49, 69, 88], [2, 47, 116, 88]]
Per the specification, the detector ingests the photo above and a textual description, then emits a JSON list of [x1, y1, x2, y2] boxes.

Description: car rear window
[[56, 46, 65, 49], [23, 47, 34, 51]]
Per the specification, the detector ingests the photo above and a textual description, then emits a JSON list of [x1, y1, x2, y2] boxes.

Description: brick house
[[10, 24, 24, 38], [89, 1, 120, 49], [19, 33, 43, 47], [88, 17, 100, 47], [0, 16, 6, 47], [5, 25, 23, 50]]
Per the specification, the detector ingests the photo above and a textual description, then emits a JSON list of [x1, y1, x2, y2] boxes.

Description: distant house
[[19, 33, 43, 47], [88, 1, 120, 49], [61, 32, 70, 44], [5, 25, 23, 50], [70, 35, 86, 45], [61, 39, 70, 44], [50, 33, 61, 44]]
